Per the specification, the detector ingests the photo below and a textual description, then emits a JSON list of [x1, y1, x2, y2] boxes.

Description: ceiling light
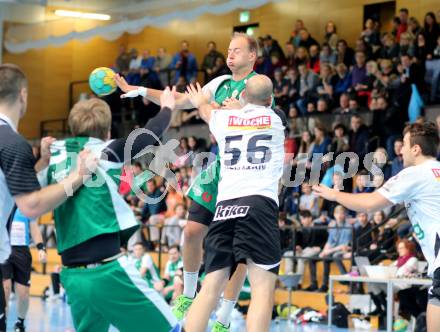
[[54, 10, 111, 21]]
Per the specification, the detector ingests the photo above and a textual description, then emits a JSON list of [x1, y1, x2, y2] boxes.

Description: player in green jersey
[[115, 33, 261, 331], [38, 89, 178, 332]]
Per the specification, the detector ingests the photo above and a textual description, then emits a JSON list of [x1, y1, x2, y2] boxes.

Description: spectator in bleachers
[[353, 211, 373, 253], [273, 69, 288, 109], [399, 32, 415, 57], [336, 39, 355, 67], [286, 68, 300, 102], [279, 214, 293, 254], [115, 45, 130, 75], [171, 40, 198, 84], [408, 17, 422, 41], [391, 16, 402, 40], [372, 147, 392, 181], [263, 35, 285, 60], [351, 51, 368, 89], [210, 56, 230, 79], [333, 65, 352, 98], [308, 45, 321, 74], [164, 204, 187, 247], [323, 21, 339, 50], [208, 133, 218, 155], [380, 34, 400, 63], [361, 18, 381, 48], [132, 242, 160, 288], [295, 46, 309, 66], [311, 205, 352, 292], [330, 123, 349, 156], [298, 28, 319, 49], [283, 189, 299, 217], [202, 41, 225, 82], [297, 130, 315, 156], [368, 239, 418, 317], [316, 63, 336, 102], [414, 32, 430, 64], [353, 170, 374, 194], [396, 8, 410, 42], [422, 12, 440, 58], [284, 42, 297, 69], [366, 211, 396, 263], [154, 245, 184, 303], [355, 38, 373, 60], [285, 210, 327, 287], [320, 43, 337, 66], [289, 19, 305, 47], [348, 114, 369, 161], [296, 63, 319, 115], [299, 183, 320, 218], [311, 124, 331, 155], [316, 98, 330, 114], [390, 138, 404, 176], [154, 47, 173, 88], [165, 184, 185, 218]]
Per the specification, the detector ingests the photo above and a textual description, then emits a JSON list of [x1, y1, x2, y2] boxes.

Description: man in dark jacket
[[201, 41, 225, 82], [349, 114, 370, 161]]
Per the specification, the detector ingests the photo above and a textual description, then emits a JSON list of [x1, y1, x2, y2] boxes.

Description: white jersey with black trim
[[209, 103, 285, 204], [378, 159, 440, 276]]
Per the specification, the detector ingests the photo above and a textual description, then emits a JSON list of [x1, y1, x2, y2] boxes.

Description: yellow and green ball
[[89, 67, 117, 96], [393, 319, 408, 332]]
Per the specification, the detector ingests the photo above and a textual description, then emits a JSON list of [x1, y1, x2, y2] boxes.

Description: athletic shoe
[[172, 295, 194, 320], [212, 321, 230, 332], [14, 322, 25, 332]]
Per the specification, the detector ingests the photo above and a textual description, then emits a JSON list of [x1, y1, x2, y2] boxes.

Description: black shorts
[[0, 246, 32, 286], [203, 195, 281, 275], [188, 200, 214, 226]]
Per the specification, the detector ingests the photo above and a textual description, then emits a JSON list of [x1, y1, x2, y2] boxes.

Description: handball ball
[[89, 67, 117, 96], [393, 319, 408, 332]]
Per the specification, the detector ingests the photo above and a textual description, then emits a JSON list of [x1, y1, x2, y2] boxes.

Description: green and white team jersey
[[38, 137, 139, 253], [187, 72, 258, 212], [164, 257, 184, 279], [134, 254, 161, 288]]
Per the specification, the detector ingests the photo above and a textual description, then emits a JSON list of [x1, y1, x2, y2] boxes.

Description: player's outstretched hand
[[221, 97, 242, 110], [312, 184, 337, 202], [114, 73, 139, 98], [186, 82, 210, 108], [160, 86, 177, 111]]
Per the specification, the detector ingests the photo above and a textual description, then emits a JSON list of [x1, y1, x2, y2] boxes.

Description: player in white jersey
[[313, 122, 440, 332], [182, 75, 286, 332]]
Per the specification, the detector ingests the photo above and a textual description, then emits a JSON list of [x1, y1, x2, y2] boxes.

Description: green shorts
[[60, 256, 177, 332], [186, 159, 220, 214]]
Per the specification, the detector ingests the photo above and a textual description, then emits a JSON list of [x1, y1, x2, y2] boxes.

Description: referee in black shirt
[[0, 64, 98, 332]]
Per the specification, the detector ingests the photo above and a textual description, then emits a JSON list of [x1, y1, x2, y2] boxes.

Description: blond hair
[[232, 32, 259, 54], [68, 98, 111, 140]]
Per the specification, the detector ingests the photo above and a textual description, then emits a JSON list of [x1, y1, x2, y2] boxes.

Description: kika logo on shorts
[[228, 116, 271, 129], [213, 205, 250, 221]]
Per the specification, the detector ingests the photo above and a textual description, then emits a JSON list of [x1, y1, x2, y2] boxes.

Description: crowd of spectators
[[99, 7, 440, 317]]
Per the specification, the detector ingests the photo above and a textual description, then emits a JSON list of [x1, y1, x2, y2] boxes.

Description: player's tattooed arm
[[114, 74, 194, 109], [185, 82, 213, 123]]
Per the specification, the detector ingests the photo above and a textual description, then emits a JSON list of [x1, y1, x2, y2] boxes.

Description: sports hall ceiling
[[0, 0, 221, 23]]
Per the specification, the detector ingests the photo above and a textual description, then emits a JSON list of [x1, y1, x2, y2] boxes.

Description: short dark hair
[[169, 244, 180, 252], [0, 64, 28, 106], [403, 122, 439, 157], [134, 242, 145, 248], [299, 210, 312, 219], [400, 8, 409, 14]]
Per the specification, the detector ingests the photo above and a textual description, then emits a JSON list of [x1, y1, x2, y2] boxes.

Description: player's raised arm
[[185, 82, 213, 123], [312, 184, 392, 213], [114, 73, 194, 109]]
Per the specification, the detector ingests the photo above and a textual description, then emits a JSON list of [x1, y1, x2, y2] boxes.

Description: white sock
[[216, 299, 236, 327], [183, 270, 199, 299]]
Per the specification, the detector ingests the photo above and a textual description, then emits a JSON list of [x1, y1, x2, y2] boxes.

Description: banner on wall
[[4, 0, 280, 53]]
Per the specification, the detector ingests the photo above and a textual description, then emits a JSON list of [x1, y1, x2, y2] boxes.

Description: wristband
[[121, 87, 147, 98], [36, 243, 46, 251], [138, 87, 147, 97]]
